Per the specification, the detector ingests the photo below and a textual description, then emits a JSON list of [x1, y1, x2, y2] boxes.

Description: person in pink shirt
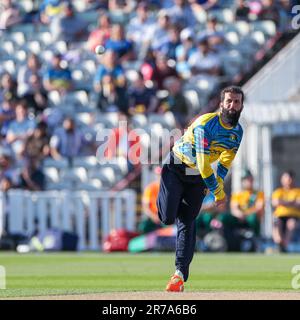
[[87, 13, 112, 52]]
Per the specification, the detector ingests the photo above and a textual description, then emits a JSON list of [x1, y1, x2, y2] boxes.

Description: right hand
[[215, 195, 227, 210]]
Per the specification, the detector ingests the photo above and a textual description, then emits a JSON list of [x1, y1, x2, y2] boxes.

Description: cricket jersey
[[173, 112, 243, 201], [272, 188, 300, 218]]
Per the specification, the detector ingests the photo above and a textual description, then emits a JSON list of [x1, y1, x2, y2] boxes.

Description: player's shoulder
[[272, 188, 283, 196], [193, 112, 219, 127], [257, 190, 265, 197], [235, 122, 244, 135]]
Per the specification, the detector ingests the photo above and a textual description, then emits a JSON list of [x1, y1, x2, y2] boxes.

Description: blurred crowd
[[140, 167, 300, 252], [0, 0, 297, 195]]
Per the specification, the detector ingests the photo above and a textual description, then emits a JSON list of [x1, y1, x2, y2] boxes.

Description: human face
[[52, 56, 61, 68], [28, 55, 39, 70], [1, 73, 13, 89], [222, 92, 243, 112], [220, 92, 243, 126], [63, 119, 75, 132], [281, 173, 294, 189], [242, 176, 254, 191], [16, 104, 27, 121]]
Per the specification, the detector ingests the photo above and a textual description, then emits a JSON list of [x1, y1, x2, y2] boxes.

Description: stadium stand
[[0, 0, 299, 249]]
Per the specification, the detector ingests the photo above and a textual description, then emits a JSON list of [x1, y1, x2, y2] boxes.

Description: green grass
[[0, 252, 300, 298]]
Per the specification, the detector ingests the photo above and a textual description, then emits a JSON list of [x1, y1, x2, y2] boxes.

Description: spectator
[[50, 117, 83, 160], [103, 112, 141, 169], [198, 16, 227, 53], [94, 49, 127, 112], [105, 24, 135, 62], [272, 171, 300, 252], [39, 0, 65, 25], [18, 54, 48, 113], [0, 146, 19, 186], [188, 37, 221, 76], [19, 159, 45, 191], [50, 2, 89, 43], [151, 10, 172, 53], [84, 0, 108, 11], [0, 176, 14, 193], [97, 73, 128, 113], [188, 0, 219, 12], [6, 100, 36, 158], [0, 96, 16, 137], [138, 166, 163, 234], [257, 0, 280, 27], [167, 0, 198, 28], [0, 72, 18, 105], [234, 0, 250, 21], [126, 2, 155, 58], [24, 122, 50, 162], [175, 28, 197, 78], [108, 0, 135, 24], [0, 0, 23, 30], [18, 54, 42, 97], [151, 54, 179, 90], [87, 13, 112, 52], [128, 72, 158, 115], [159, 24, 182, 60], [140, 49, 157, 82], [161, 77, 189, 129], [43, 53, 73, 95], [230, 170, 264, 237]]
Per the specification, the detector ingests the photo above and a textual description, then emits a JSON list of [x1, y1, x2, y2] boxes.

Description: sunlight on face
[[222, 92, 243, 112]]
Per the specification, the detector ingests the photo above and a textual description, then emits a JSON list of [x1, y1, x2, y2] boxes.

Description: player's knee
[[163, 218, 175, 225], [159, 213, 175, 225]]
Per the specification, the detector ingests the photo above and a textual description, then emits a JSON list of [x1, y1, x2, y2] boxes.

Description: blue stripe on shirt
[[217, 162, 228, 180], [203, 173, 218, 193]]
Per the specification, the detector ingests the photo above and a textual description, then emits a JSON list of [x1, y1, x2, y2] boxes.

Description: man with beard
[[157, 86, 244, 292]]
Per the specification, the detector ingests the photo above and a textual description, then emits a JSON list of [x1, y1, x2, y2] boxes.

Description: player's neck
[[219, 113, 234, 129]]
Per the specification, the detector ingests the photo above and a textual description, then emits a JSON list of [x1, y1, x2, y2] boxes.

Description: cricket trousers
[[157, 152, 207, 282]]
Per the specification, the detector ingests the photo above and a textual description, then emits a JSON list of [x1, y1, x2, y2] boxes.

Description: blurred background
[[0, 0, 299, 254]]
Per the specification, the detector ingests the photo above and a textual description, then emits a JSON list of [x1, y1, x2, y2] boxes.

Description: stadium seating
[[0, 0, 291, 195]]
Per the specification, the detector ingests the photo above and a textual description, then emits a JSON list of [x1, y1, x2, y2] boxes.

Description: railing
[[0, 189, 136, 251]]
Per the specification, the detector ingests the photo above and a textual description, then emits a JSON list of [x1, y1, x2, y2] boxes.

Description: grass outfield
[[0, 252, 299, 298]]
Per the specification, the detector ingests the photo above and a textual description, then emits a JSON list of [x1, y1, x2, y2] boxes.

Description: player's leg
[[175, 181, 207, 282], [245, 213, 260, 236], [283, 217, 298, 249], [156, 164, 184, 226], [273, 217, 287, 251]]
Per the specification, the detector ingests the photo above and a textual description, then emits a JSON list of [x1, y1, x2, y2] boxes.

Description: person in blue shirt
[[128, 72, 158, 115], [43, 53, 73, 95], [94, 50, 128, 112], [6, 100, 36, 158], [0, 95, 16, 137], [50, 2, 89, 43], [105, 24, 135, 62]]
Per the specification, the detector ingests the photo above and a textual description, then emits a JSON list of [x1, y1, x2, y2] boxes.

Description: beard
[[220, 107, 242, 127]]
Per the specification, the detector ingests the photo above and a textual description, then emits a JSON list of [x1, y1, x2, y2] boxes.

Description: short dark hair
[[37, 121, 48, 131], [16, 99, 28, 109], [221, 86, 244, 104], [282, 170, 295, 179]]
